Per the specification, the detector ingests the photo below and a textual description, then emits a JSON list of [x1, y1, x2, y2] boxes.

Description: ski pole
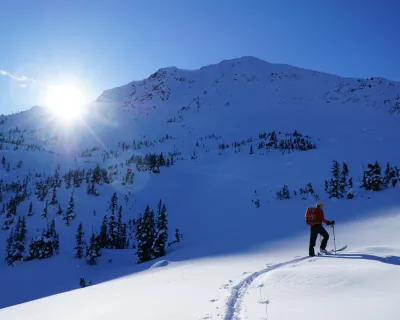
[[332, 225, 337, 254]]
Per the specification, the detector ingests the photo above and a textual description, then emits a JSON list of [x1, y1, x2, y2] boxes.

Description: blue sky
[[1, 0, 399, 114]]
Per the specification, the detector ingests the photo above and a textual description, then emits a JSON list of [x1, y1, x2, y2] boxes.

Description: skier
[[305, 202, 335, 256]]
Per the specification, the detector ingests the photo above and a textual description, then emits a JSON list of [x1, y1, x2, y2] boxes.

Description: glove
[[327, 220, 335, 226]]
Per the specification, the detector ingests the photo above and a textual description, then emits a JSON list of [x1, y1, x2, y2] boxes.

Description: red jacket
[[306, 207, 328, 226]]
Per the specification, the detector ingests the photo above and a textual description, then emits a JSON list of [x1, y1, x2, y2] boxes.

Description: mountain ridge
[[94, 55, 400, 119]]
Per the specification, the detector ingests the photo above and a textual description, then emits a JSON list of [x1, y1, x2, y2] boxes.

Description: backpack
[[305, 207, 318, 226]]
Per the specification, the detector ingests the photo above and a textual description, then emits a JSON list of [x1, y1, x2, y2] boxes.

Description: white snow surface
[[1, 56, 400, 319]]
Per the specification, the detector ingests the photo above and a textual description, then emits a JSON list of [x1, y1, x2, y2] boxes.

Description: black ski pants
[[309, 224, 329, 256]]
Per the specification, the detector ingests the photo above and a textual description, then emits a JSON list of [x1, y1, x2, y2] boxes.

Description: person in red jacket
[[306, 202, 335, 256]]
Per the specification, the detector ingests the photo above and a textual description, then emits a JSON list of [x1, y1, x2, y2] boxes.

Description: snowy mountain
[[1, 56, 400, 319]]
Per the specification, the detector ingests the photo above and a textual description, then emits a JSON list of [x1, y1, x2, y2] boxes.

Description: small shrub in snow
[[79, 277, 92, 288], [168, 228, 183, 247], [249, 145, 254, 154], [252, 198, 260, 207], [276, 185, 291, 200], [79, 277, 86, 288], [298, 183, 319, 200]]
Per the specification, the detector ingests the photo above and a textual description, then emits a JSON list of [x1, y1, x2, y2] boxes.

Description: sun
[[44, 84, 87, 121]]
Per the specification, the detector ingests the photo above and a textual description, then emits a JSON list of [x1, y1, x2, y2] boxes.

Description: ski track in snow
[[222, 256, 309, 320], [220, 245, 348, 319]]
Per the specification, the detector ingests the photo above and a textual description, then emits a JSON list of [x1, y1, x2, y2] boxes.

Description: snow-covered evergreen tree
[[41, 200, 48, 219], [57, 203, 63, 216], [135, 213, 145, 263], [158, 152, 166, 166], [27, 201, 33, 216], [153, 200, 168, 258], [115, 205, 127, 249], [383, 162, 399, 187], [75, 222, 85, 259], [339, 162, 349, 195], [135, 205, 156, 263], [325, 160, 340, 198], [9, 216, 27, 263], [50, 185, 58, 205], [26, 218, 59, 260], [64, 191, 76, 226], [4, 228, 14, 265], [86, 232, 101, 265], [362, 161, 383, 191], [98, 215, 108, 248]]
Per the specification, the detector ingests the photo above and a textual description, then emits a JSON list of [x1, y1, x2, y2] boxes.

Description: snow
[[1, 56, 400, 319], [149, 259, 170, 269]]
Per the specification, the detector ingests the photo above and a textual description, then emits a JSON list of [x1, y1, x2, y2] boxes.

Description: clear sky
[[1, 0, 399, 114]]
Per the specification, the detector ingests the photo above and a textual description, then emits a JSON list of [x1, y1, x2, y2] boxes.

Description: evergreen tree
[[249, 144, 254, 155], [339, 162, 349, 195], [348, 177, 353, 189], [27, 238, 39, 260], [45, 219, 59, 256], [135, 213, 145, 263], [86, 232, 101, 265], [108, 192, 118, 215], [174, 228, 183, 243], [153, 200, 168, 258], [97, 215, 109, 248], [5, 228, 14, 265], [12, 219, 25, 262], [362, 161, 383, 191], [121, 223, 128, 248], [75, 222, 85, 259], [116, 205, 123, 248], [41, 200, 48, 219], [27, 201, 33, 216], [135, 205, 156, 263], [383, 162, 399, 188], [158, 153, 166, 166], [19, 216, 27, 242], [108, 213, 117, 248], [27, 218, 59, 260], [64, 191, 76, 226], [50, 185, 58, 205], [325, 160, 341, 198], [276, 185, 290, 200], [57, 204, 63, 215]]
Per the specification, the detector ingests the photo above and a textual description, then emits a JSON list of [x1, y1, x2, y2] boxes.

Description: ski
[[317, 245, 347, 255]]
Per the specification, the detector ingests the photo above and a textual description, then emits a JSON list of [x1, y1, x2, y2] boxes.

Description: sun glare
[[44, 84, 86, 121]]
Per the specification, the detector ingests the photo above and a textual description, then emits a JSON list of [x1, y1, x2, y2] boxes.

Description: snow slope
[[2, 213, 400, 320], [0, 56, 400, 318]]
